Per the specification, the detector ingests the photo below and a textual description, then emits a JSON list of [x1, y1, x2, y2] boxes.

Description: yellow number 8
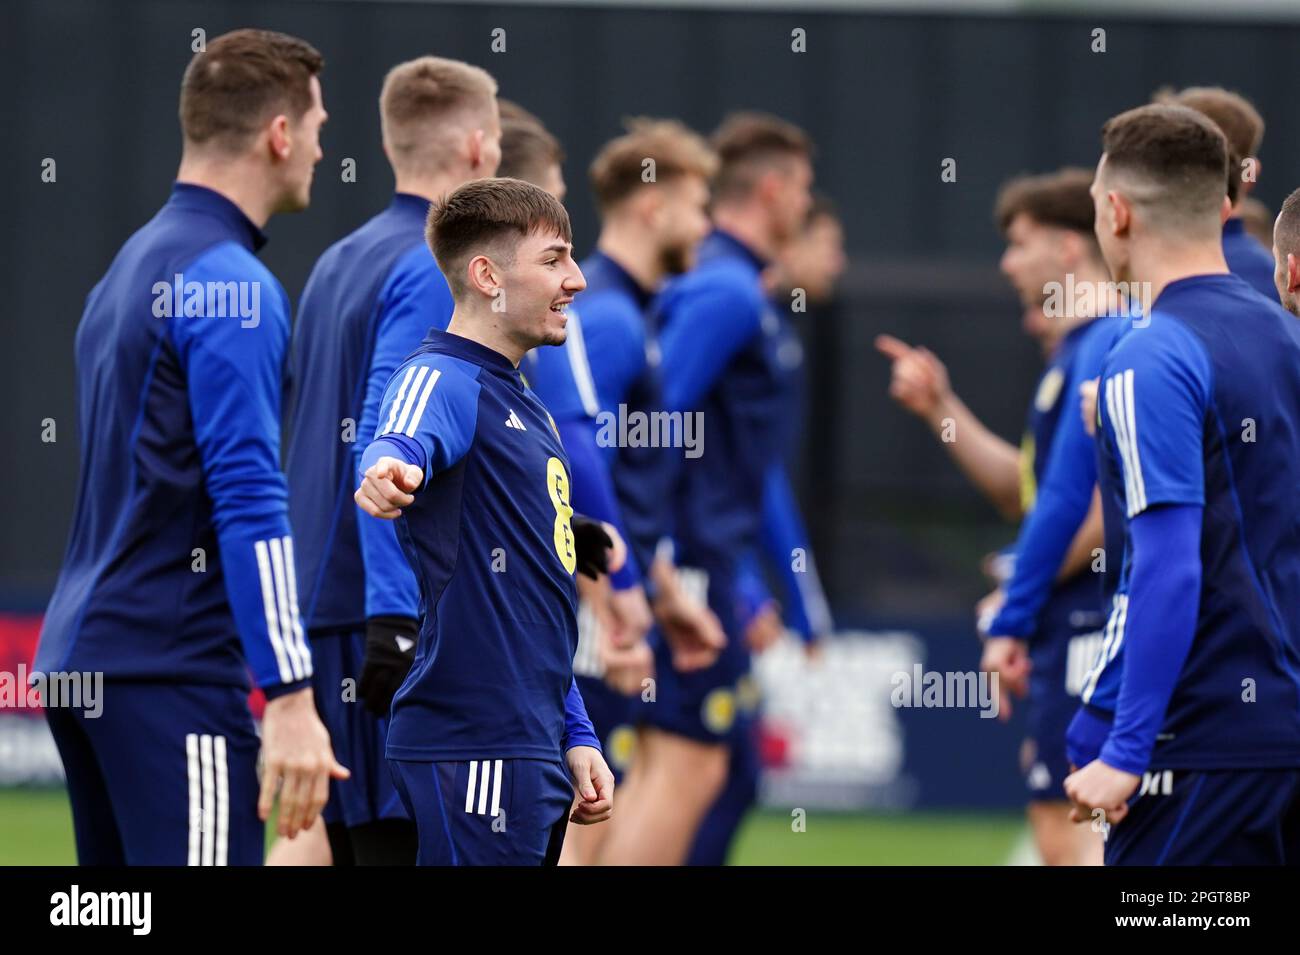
[[546, 456, 576, 574]]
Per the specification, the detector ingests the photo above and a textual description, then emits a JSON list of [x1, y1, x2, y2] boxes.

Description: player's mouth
[[549, 298, 572, 316]]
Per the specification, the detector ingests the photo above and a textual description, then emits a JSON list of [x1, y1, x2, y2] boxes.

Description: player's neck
[[176, 155, 278, 229], [445, 307, 527, 367], [1128, 238, 1231, 305], [596, 226, 662, 292], [711, 206, 780, 262]]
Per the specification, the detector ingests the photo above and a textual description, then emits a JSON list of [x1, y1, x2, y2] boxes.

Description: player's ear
[[466, 253, 501, 300], [267, 113, 292, 161], [1108, 190, 1130, 237], [467, 128, 486, 170], [1287, 253, 1300, 296], [1219, 193, 1233, 225]]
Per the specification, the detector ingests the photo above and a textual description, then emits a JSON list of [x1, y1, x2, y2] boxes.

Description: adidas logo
[[505, 409, 527, 431]]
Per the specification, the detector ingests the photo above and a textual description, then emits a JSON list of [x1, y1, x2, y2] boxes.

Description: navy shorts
[[311, 629, 408, 827], [388, 757, 573, 865], [1024, 581, 1105, 801], [46, 680, 263, 866], [1104, 768, 1300, 865], [641, 565, 752, 746], [575, 674, 638, 783]]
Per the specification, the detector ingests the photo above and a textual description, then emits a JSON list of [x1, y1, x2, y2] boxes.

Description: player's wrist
[[263, 683, 314, 707]]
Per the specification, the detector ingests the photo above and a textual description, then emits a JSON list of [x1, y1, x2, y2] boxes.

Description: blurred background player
[[1154, 86, 1273, 299], [500, 104, 659, 688], [686, 195, 846, 866], [876, 168, 1117, 865], [498, 99, 568, 199], [1066, 104, 1300, 864], [33, 29, 345, 865], [354, 178, 616, 865], [599, 112, 814, 865], [527, 117, 724, 864], [281, 56, 501, 865]]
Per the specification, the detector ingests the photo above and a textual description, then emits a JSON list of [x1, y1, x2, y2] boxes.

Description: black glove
[[359, 616, 418, 717], [571, 515, 613, 580]]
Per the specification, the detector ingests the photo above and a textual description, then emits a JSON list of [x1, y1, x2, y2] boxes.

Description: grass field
[[0, 788, 1027, 865]]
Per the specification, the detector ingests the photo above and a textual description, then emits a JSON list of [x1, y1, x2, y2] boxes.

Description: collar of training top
[[391, 192, 434, 218], [586, 250, 654, 310], [706, 227, 768, 271], [421, 327, 520, 378], [167, 182, 268, 252]]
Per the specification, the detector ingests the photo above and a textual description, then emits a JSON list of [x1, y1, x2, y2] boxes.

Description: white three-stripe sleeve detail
[[268, 537, 306, 680], [186, 734, 201, 866], [564, 311, 601, 418], [281, 536, 311, 678], [490, 760, 503, 817], [200, 733, 215, 867], [253, 540, 294, 683], [465, 760, 479, 813], [214, 735, 229, 866], [384, 366, 417, 434], [404, 369, 442, 437], [392, 366, 430, 436], [1122, 369, 1147, 513], [1107, 595, 1129, 663], [1107, 374, 1138, 518]]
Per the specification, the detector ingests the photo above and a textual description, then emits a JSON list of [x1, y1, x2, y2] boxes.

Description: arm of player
[[170, 252, 311, 695], [355, 357, 480, 518], [659, 282, 763, 413], [759, 464, 834, 644], [562, 677, 614, 824], [1100, 504, 1202, 775], [1064, 325, 1210, 823], [875, 334, 1023, 521], [170, 248, 345, 839], [356, 253, 450, 612], [986, 350, 1104, 641], [734, 551, 784, 654], [354, 256, 451, 713]]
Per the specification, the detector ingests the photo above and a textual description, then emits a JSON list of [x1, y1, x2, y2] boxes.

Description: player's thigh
[[641, 726, 729, 812], [1026, 800, 1079, 866], [45, 705, 126, 866], [1106, 769, 1300, 866], [80, 681, 263, 866]]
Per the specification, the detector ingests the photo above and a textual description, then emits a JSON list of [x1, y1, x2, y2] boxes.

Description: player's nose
[[565, 262, 587, 293]]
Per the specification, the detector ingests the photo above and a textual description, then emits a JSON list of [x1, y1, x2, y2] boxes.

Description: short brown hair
[[498, 115, 565, 184], [1154, 86, 1264, 203], [380, 56, 498, 176], [426, 177, 572, 296], [995, 168, 1097, 245], [1100, 103, 1227, 236], [710, 112, 812, 204], [1274, 188, 1300, 263], [180, 29, 323, 152], [589, 118, 717, 211]]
